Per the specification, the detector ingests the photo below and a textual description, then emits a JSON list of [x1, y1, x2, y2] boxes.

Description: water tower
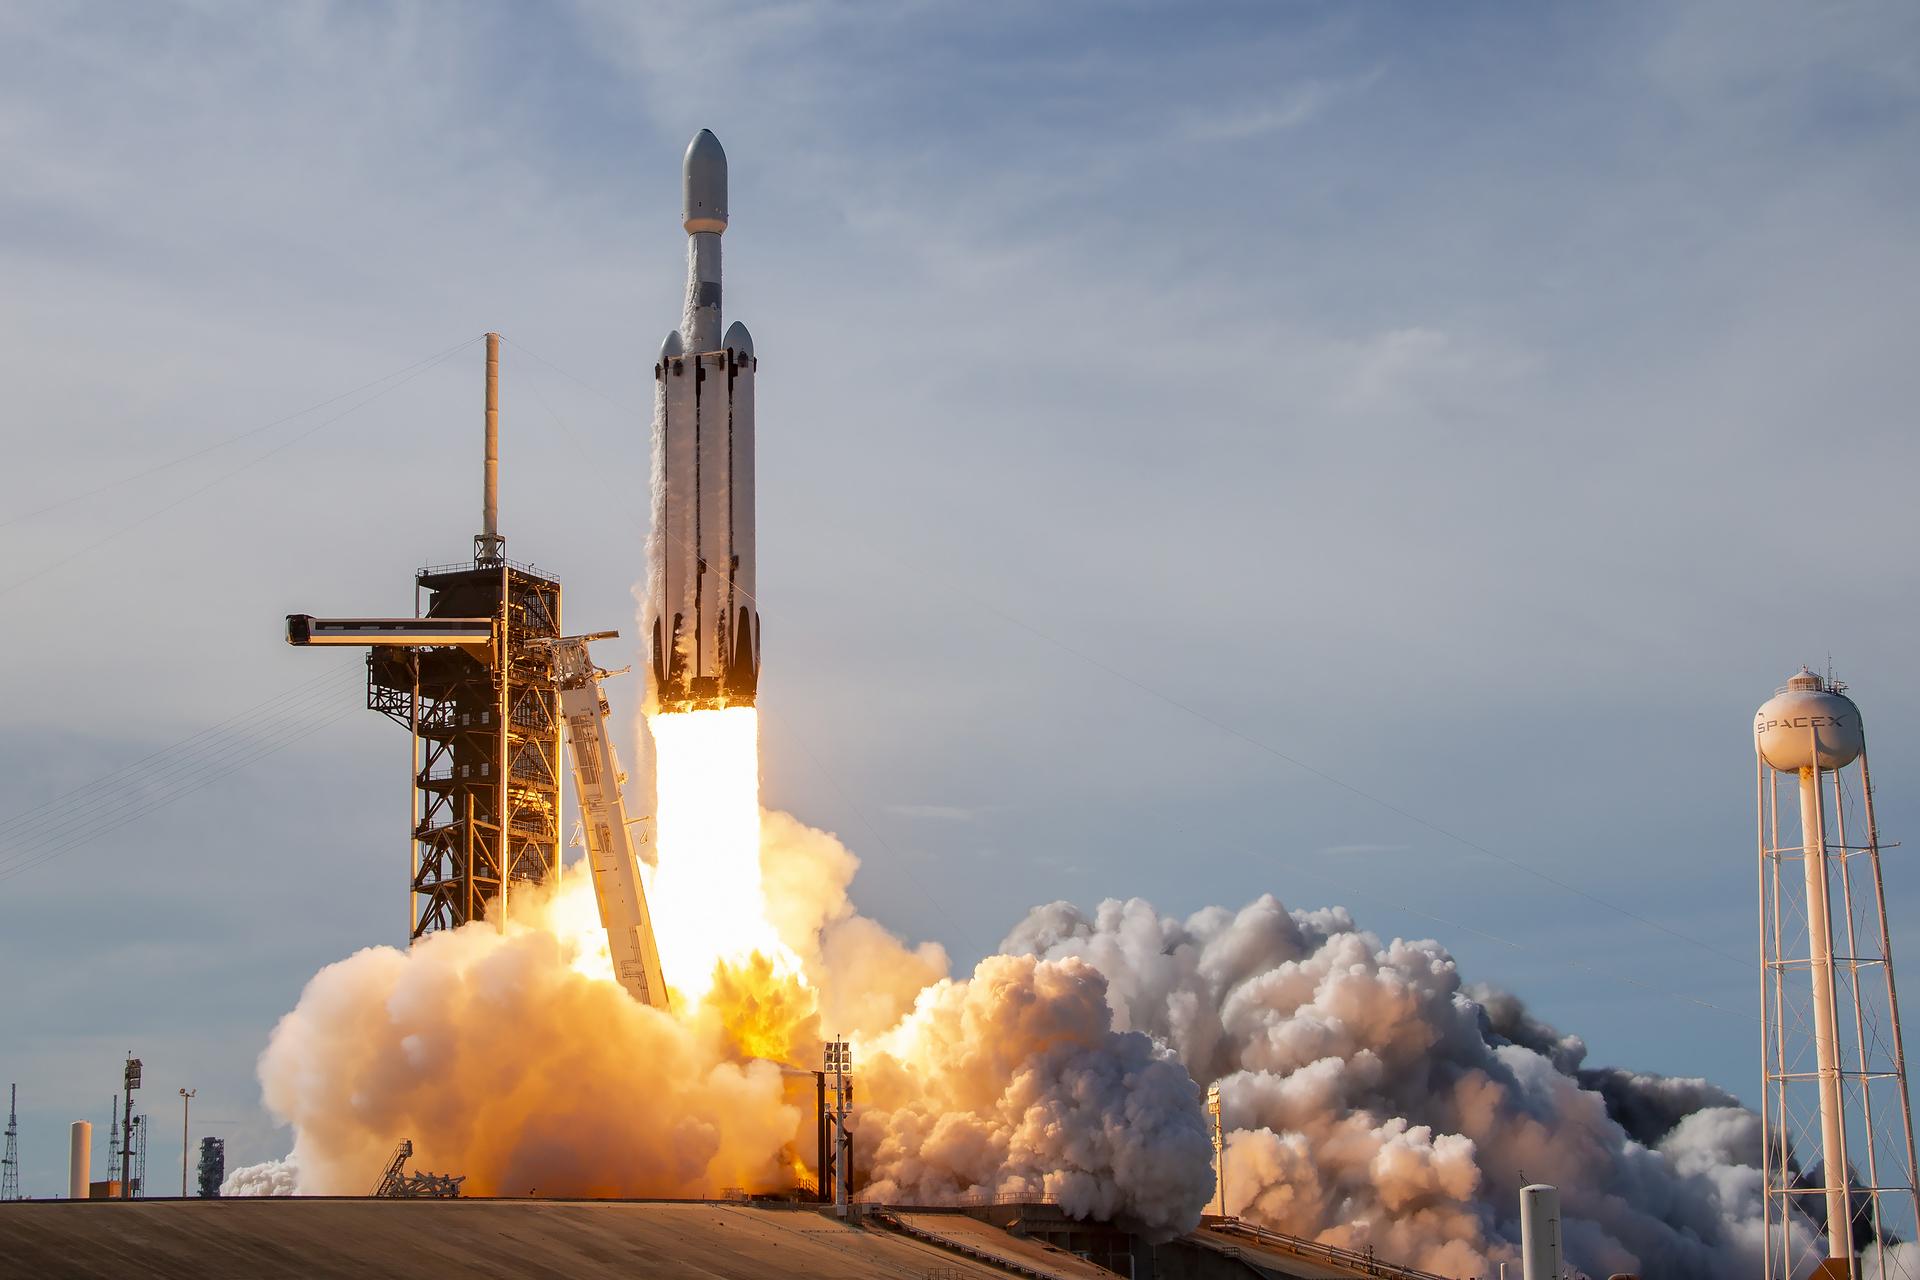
[[1755, 670, 1919, 1277]]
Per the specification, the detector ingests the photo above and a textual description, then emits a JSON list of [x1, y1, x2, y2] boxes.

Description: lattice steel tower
[[2, 1084, 19, 1201], [1755, 670, 1919, 1278], [289, 335, 562, 941]]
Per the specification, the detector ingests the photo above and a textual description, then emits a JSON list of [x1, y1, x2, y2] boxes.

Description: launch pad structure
[[371, 333, 562, 941], [291, 333, 563, 942], [285, 334, 669, 998], [365, 550, 562, 941]]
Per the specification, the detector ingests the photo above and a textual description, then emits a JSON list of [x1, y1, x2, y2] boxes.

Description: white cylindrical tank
[[1520, 1183, 1562, 1280], [1755, 670, 1864, 773], [69, 1120, 91, 1200]]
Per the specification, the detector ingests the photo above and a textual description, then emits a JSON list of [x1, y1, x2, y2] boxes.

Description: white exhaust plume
[[1003, 895, 1801, 1275], [220, 1155, 298, 1197]]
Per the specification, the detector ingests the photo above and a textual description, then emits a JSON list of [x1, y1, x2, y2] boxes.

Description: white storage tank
[[1754, 669, 1864, 774], [1520, 1183, 1562, 1280], [68, 1121, 91, 1200]]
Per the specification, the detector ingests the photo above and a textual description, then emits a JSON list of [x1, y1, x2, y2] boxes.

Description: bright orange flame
[[543, 871, 619, 984], [646, 707, 803, 1004]]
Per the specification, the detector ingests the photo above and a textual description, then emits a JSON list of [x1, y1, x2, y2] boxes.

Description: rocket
[[647, 129, 760, 714]]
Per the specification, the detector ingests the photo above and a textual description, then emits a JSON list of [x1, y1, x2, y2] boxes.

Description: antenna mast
[[2, 1084, 19, 1200]]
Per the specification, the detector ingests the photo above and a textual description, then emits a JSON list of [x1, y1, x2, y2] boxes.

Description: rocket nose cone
[[723, 321, 753, 357], [683, 129, 728, 234]]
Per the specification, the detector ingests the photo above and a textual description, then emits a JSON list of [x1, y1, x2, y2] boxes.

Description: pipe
[[1800, 766, 1854, 1260]]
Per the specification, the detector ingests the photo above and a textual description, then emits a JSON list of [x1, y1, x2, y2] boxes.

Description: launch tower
[[291, 335, 563, 941], [1755, 670, 1919, 1277]]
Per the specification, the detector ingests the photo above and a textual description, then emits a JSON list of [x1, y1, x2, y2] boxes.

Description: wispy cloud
[[1178, 68, 1382, 142]]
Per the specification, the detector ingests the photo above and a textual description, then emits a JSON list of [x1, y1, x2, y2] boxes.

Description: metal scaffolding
[[368, 558, 561, 940], [2, 1084, 19, 1201]]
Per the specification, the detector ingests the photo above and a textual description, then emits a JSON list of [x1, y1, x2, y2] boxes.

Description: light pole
[[178, 1089, 195, 1198]]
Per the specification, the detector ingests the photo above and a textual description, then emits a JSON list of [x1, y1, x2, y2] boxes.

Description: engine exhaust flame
[[645, 707, 801, 1003]]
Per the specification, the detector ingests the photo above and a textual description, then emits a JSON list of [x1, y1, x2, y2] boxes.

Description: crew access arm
[[553, 633, 671, 1011]]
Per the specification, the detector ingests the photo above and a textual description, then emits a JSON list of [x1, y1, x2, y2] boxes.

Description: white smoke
[[1864, 1243, 1920, 1280], [222, 1154, 298, 1196], [1002, 894, 1804, 1276]]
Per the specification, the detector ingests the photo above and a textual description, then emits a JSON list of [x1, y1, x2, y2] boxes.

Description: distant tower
[[2, 1084, 20, 1200], [103, 1096, 120, 1192], [128, 1113, 147, 1199], [119, 1055, 139, 1199], [1756, 670, 1920, 1277], [196, 1137, 225, 1198]]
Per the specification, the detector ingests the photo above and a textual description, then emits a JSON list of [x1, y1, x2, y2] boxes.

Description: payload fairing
[[647, 129, 760, 714]]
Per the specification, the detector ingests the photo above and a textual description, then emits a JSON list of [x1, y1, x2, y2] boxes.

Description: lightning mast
[[1756, 670, 1919, 1277]]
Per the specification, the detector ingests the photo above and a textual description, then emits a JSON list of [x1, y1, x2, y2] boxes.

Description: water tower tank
[[1754, 670, 1864, 773]]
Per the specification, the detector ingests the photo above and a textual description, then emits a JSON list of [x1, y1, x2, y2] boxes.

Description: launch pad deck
[[1, 1199, 1021, 1280], [0, 1199, 1410, 1280]]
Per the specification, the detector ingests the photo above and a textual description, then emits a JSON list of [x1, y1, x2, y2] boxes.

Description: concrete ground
[[891, 1210, 1122, 1279], [0, 1199, 1449, 1280], [0, 1198, 1035, 1280]]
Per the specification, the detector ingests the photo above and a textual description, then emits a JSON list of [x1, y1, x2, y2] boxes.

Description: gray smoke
[[1003, 894, 1801, 1276]]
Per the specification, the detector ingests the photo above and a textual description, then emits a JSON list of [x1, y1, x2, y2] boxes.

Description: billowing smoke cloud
[[1002, 895, 1800, 1276], [226, 813, 1213, 1235], [226, 805, 1822, 1274], [855, 953, 1215, 1235], [240, 895, 799, 1197]]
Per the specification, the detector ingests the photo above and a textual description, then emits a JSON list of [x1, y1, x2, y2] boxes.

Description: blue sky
[[2, 0, 1918, 1196]]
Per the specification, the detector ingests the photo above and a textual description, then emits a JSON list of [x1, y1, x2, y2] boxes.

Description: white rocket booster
[[648, 129, 759, 714]]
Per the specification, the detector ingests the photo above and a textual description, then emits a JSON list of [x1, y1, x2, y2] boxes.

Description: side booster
[[647, 128, 760, 714]]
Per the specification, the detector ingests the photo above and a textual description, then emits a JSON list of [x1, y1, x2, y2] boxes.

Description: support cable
[[0, 336, 483, 532], [0, 682, 359, 863], [0, 661, 365, 883], [0, 337, 481, 599], [0, 663, 359, 842], [0, 700, 366, 888]]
